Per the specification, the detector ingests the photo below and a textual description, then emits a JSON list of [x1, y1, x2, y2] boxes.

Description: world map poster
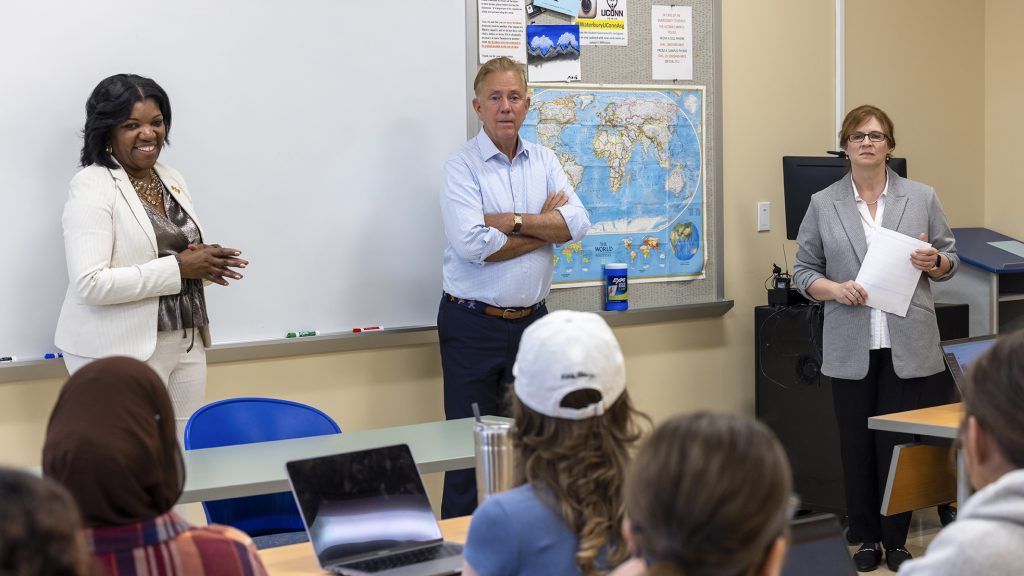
[[521, 85, 706, 286]]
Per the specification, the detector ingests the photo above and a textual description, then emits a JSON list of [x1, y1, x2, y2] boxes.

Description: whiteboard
[[0, 0, 467, 358]]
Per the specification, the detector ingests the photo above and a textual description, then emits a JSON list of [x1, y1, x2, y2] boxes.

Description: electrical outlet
[[757, 201, 770, 232]]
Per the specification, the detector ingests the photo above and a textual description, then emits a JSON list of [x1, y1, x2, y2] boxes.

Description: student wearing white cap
[[462, 310, 647, 576]]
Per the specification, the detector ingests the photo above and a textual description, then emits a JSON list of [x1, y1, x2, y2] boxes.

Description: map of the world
[[521, 85, 706, 285]]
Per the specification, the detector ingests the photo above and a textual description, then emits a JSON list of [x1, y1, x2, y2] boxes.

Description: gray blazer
[[793, 168, 959, 380]]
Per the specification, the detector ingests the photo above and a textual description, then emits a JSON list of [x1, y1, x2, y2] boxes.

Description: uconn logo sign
[[602, 0, 623, 17]]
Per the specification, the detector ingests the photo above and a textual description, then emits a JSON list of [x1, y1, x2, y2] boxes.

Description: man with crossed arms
[[438, 57, 590, 518]]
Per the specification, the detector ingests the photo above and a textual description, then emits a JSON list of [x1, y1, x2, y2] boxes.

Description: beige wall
[[845, 0, 986, 228], [985, 0, 1024, 239], [0, 1, 840, 473], [2, 2, 1007, 505]]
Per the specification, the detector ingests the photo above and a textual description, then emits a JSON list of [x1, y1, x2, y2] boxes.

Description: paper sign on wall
[[479, 0, 527, 63], [651, 5, 692, 80], [577, 0, 627, 46]]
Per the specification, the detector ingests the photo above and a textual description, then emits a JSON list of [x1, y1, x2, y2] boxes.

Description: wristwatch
[[930, 253, 942, 271], [512, 213, 523, 235]]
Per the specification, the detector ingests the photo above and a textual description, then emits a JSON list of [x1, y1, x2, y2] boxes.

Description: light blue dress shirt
[[440, 129, 590, 308]]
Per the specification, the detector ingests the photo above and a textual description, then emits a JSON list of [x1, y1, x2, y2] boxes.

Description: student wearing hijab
[[42, 356, 268, 576]]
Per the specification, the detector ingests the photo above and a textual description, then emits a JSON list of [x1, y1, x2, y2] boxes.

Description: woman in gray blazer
[[793, 105, 958, 572]]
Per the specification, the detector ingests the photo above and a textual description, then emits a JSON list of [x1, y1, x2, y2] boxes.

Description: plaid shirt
[[84, 512, 267, 576]]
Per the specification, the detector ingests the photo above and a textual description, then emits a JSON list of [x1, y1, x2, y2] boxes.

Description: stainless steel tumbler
[[474, 418, 515, 504]]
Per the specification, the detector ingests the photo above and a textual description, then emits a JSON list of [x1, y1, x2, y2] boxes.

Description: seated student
[[463, 310, 648, 576], [0, 467, 91, 576], [899, 330, 1024, 575], [42, 356, 268, 576], [611, 412, 794, 576]]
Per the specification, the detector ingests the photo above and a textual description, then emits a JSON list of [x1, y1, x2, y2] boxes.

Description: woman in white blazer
[[793, 105, 958, 572], [56, 74, 248, 436]]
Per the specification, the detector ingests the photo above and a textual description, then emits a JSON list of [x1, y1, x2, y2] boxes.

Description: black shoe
[[938, 503, 957, 526], [886, 547, 913, 572], [853, 543, 882, 572]]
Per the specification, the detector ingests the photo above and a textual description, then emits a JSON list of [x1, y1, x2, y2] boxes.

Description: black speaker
[[755, 305, 845, 514]]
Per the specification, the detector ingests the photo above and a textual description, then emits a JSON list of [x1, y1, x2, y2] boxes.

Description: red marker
[[362, 326, 382, 331]]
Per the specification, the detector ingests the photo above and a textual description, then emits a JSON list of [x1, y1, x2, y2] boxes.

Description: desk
[[868, 403, 967, 507], [931, 227, 1024, 336], [259, 516, 471, 575], [868, 403, 960, 440], [180, 418, 499, 504]]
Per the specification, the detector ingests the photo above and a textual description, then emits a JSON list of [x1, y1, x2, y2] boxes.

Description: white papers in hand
[[854, 228, 930, 317]]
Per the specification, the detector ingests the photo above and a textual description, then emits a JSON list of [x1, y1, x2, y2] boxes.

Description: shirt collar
[[474, 128, 527, 162], [852, 172, 889, 203], [84, 511, 191, 554]]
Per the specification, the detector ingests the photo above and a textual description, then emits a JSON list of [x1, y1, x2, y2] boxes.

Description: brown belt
[[445, 293, 543, 320], [482, 305, 536, 320]]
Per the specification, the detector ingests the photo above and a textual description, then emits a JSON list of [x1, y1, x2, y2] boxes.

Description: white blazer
[[55, 162, 211, 360]]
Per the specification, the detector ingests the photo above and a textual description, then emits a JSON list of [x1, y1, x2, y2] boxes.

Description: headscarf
[[42, 357, 185, 528]]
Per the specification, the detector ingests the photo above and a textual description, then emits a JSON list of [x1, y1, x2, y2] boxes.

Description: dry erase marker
[[43, 353, 63, 359], [287, 330, 319, 338], [0, 356, 17, 362], [362, 326, 382, 331]]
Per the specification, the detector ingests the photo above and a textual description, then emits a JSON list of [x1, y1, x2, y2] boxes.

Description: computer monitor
[[782, 156, 908, 240]]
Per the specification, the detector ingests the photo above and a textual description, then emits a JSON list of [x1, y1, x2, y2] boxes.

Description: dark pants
[[831, 348, 924, 549], [437, 295, 546, 518]]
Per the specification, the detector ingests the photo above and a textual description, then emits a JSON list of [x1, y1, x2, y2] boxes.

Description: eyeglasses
[[848, 131, 888, 143]]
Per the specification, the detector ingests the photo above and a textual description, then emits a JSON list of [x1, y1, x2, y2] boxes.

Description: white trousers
[[62, 331, 207, 444]]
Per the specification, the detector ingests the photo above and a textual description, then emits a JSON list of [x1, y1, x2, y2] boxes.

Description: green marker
[[286, 330, 319, 338]]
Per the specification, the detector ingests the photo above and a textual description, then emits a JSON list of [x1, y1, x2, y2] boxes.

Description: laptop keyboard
[[336, 543, 462, 574]]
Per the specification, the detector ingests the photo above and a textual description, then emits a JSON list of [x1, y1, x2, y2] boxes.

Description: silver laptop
[[781, 514, 856, 576], [286, 444, 463, 576], [942, 334, 999, 393]]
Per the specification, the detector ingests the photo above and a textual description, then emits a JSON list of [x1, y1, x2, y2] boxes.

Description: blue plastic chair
[[183, 397, 341, 537]]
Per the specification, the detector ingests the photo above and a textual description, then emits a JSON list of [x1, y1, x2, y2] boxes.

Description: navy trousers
[[437, 295, 546, 519]]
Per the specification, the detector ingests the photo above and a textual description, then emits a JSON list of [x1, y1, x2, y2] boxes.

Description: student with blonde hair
[[463, 310, 646, 576], [612, 412, 794, 576]]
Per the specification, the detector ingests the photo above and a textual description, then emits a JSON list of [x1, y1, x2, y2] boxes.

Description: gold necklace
[[128, 169, 163, 209]]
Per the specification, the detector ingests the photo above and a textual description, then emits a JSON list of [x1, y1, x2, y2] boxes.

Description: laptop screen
[[781, 514, 856, 576], [942, 335, 999, 391], [286, 444, 443, 567]]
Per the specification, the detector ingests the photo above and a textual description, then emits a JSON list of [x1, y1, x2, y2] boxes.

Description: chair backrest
[[184, 397, 340, 449], [183, 397, 341, 537]]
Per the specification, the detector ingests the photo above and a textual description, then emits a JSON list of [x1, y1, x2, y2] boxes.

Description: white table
[[179, 417, 498, 504]]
